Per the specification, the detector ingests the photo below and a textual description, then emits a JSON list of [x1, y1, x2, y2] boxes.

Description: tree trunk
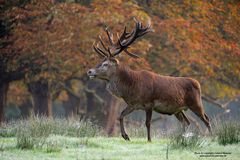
[[62, 81, 80, 118], [63, 92, 79, 118], [28, 80, 52, 117], [86, 91, 96, 113], [19, 98, 33, 119], [105, 96, 121, 136], [0, 81, 9, 123]]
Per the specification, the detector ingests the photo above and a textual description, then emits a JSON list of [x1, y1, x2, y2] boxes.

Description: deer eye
[[103, 63, 108, 67]]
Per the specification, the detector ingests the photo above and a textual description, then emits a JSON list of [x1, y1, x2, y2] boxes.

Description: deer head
[[87, 18, 151, 81]]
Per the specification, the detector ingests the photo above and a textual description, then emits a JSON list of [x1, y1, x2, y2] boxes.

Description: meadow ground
[[0, 136, 240, 160], [0, 117, 239, 160]]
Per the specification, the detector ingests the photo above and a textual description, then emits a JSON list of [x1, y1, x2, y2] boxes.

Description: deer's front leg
[[119, 107, 134, 141], [145, 109, 152, 142]]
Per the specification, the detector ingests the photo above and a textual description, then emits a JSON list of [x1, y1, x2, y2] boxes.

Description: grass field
[[0, 136, 240, 160], [0, 117, 239, 160]]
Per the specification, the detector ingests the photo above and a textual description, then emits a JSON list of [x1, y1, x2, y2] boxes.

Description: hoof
[[122, 134, 130, 141]]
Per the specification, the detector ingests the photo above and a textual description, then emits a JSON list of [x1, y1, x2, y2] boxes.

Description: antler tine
[[93, 42, 108, 58], [125, 30, 134, 39], [133, 17, 152, 38], [124, 49, 140, 58], [112, 18, 152, 58], [98, 35, 108, 52], [107, 47, 112, 57], [119, 26, 128, 41], [105, 28, 114, 45], [117, 33, 123, 48], [133, 17, 138, 23], [119, 19, 140, 47], [138, 21, 142, 29], [118, 26, 132, 47], [93, 44, 106, 58], [137, 22, 152, 37]]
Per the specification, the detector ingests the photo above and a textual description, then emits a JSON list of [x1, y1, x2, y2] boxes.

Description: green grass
[[0, 117, 240, 159], [0, 136, 240, 160], [13, 117, 100, 149], [0, 116, 100, 138], [169, 130, 206, 149], [214, 121, 240, 145]]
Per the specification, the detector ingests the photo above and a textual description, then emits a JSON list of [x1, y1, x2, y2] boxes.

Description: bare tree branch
[[84, 88, 105, 105], [202, 94, 239, 109], [59, 82, 81, 99]]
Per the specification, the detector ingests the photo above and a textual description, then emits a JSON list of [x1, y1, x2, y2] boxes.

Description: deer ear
[[110, 58, 119, 66]]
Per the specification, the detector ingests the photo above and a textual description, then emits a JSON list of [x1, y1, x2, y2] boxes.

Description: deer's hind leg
[[188, 104, 212, 134], [186, 87, 212, 134], [175, 111, 190, 132]]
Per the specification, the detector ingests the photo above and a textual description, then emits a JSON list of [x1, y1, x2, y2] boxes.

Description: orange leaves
[[57, 2, 88, 14], [92, 0, 150, 27], [7, 81, 30, 105], [6, 1, 52, 22]]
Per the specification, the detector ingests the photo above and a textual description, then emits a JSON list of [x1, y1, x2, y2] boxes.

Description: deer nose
[[87, 69, 95, 75], [87, 70, 92, 75]]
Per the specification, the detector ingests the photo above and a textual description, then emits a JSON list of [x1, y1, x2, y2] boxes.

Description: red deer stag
[[87, 19, 212, 142]]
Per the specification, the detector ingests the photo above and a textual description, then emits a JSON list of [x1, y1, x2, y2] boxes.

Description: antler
[[92, 18, 152, 58], [113, 18, 152, 58], [92, 29, 114, 58], [93, 42, 108, 58]]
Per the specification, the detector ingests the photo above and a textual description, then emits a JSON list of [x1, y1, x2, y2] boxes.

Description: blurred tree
[[0, 0, 44, 122], [7, 81, 32, 118], [2, 0, 55, 117]]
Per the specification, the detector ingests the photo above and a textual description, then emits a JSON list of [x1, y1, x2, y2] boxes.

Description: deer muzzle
[[87, 69, 97, 79]]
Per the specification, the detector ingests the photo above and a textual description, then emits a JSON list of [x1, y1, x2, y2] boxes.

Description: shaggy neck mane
[[114, 64, 139, 86]]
